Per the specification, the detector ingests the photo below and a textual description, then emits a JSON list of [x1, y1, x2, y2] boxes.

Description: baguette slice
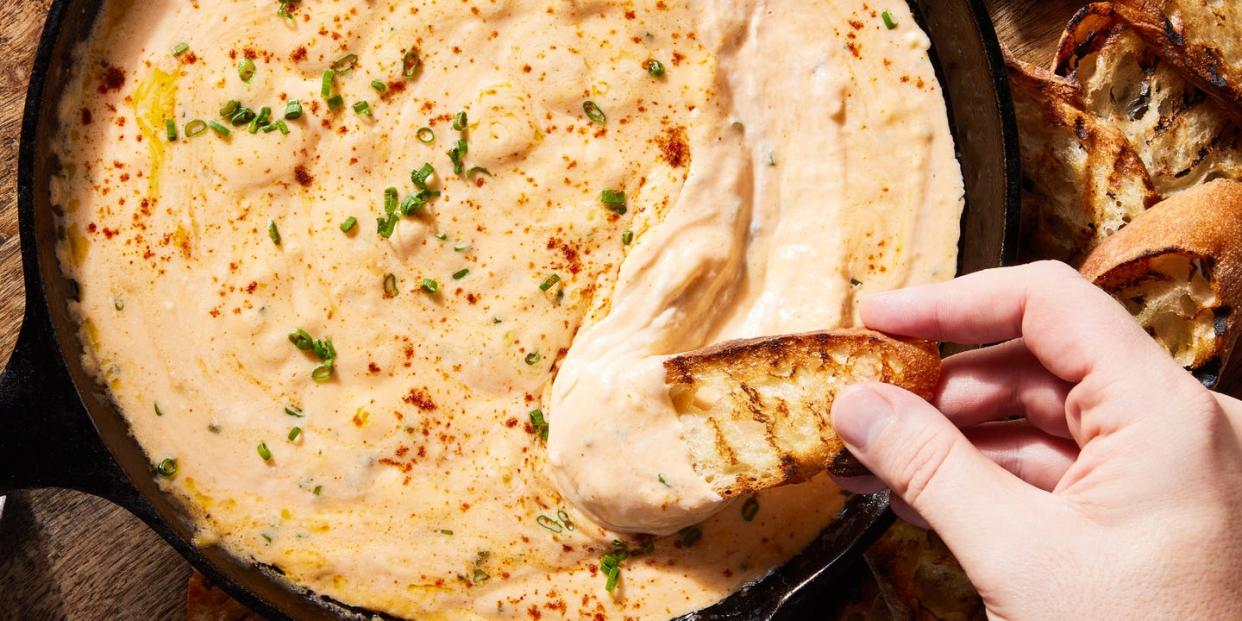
[[1113, 0, 1242, 119], [1054, 3, 1242, 197], [1005, 50, 1159, 264], [1080, 179, 1242, 385], [664, 329, 940, 499]]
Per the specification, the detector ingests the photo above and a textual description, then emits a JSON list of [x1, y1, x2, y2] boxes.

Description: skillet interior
[[12, 0, 1017, 619]]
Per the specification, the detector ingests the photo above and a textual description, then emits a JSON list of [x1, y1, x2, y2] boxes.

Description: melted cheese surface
[[52, 1, 963, 619]]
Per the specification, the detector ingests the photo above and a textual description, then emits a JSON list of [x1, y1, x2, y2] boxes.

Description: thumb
[[832, 383, 1048, 552]]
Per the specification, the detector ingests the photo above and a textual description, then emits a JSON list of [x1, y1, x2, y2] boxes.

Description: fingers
[[937, 339, 1074, 439], [831, 382, 1051, 552], [965, 421, 1079, 491], [860, 261, 1177, 386]]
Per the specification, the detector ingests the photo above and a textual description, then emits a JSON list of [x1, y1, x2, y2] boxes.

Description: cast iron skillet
[[0, 1, 1018, 619]]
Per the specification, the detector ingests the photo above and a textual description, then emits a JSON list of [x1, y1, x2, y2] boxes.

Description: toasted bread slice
[[1006, 50, 1160, 264], [1054, 4, 1242, 197], [1080, 179, 1242, 385], [1113, 0, 1242, 118], [865, 520, 986, 621], [664, 329, 940, 499]]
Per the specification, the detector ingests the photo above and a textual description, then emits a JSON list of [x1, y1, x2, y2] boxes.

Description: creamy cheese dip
[[52, 1, 962, 619]]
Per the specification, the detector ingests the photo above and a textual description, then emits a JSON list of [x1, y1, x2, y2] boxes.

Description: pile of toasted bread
[[1010, 0, 1242, 387]]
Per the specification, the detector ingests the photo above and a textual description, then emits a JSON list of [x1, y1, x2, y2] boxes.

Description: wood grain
[[0, 1, 1088, 619]]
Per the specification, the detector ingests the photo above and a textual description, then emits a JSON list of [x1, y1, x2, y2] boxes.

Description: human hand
[[831, 261, 1242, 620]]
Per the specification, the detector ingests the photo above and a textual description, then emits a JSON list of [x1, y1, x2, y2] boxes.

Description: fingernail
[[832, 386, 895, 450]]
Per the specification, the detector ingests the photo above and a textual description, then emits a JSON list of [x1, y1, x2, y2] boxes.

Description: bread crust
[[665, 329, 939, 497], [1081, 179, 1242, 375]]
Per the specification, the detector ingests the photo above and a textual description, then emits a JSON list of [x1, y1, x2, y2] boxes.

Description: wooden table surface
[[0, 0, 1086, 618]]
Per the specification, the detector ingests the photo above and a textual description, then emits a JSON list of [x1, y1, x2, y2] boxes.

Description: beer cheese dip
[[52, 1, 963, 619]]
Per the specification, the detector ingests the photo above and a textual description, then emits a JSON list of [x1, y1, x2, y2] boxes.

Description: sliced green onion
[[678, 525, 702, 547], [583, 100, 606, 124], [239, 58, 256, 82], [882, 10, 897, 29], [155, 457, 178, 477], [741, 496, 760, 521], [353, 100, 372, 116], [539, 273, 561, 291], [452, 111, 468, 132], [326, 94, 344, 110], [525, 351, 541, 365], [185, 120, 208, 137], [529, 409, 547, 440], [621, 230, 633, 245], [416, 127, 435, 143], [371, 80, 388, 93], [383, 187, 399, 215], [331, 53, 359, 73], [268, 220, 281, 245], [313, 485, 323, 495], [447, 139, 467, 175], [412, 162, 435, 188], [383, 273, 399, 298], [452, 268, 469, 280], [453, 242, 472, 252], [466, 166, 492, 181], [220, 100, 241, 118], [421, 278, 440, 294], [285, 405, 304, 417], [154, 402, 164, 416], [557, 509, 573, 530], [288, 427, 302, 441], [257, 442, 273, 461], [285, 100, 303, 120], [288, 328, 315, 350], [439, 529, 453, 535], [600, 189, 627, 214], [275, 119, 290, 135], [340, 216, 357, 233], [231, 107, 255, 126], [165, 119, 178, 142], [402, 48, 421, 78], [645, 59, 665, 77], [376, 213, 398, 238], [172, 42, 190, 57], [311, 360, 334, 383], [208, 121, 231, 137], [434, 232, 448, 240]]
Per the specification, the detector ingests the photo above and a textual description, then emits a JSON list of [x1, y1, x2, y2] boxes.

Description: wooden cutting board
[[0, 0, 1093, 617]]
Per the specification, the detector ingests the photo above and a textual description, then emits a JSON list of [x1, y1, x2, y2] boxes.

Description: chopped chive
[[452, 111, 468, 132], [621, 230, 633, 245], [439, 529, 453, 535], [353, 100, 372, 116], [220, 100, 241, 118], [583, 100, 606, 124], [416, 127, 435, 143], [383, 273, 399, 298], [285, 405, 304, 417], [185, 120, 208, 137], [331, 53, 359, 73], [525, 351, 541, 365], [231, 107, 255, 126], [155, 457, 178, 477], [208, 121, 231, 137], [371, 80, 388, 93], [453, 242, 472, 252], [262, 123, 278, 133], [165, 119, 178, 142], [326, 94, 344, 110], [536, 515, 564, 533], [557, 509, 573, 529], [645, 59, 665, 77], [529, 409, 548, 440], [340, 216, 357, 233], [288, 427, 302, 441], [434, 232, 448, 241], [678, 525, 702, 547], [289, 328, 315, 350], [539, 274, 561, 292], [659, 473, 670, 487], [268, 220, 281, 245], [421, 278, 440, 294], [452, 268, 469, 280], [402, 48, 421, 78], [275, 119, 290, 135], [600, 189, 627, 214], [882, 10, 897, 29], [376, 212, 398, 238], [172, 42, 190, 57], [447, 139, 466, 175], [466, 166, 492, 181], [741, 496, 760, 521], [239, 58, 256, 82], [277, 0, 299, 19], [284, 100, 303, 120], [312, 485, 323, 495], [257, 442, 273, 461], [154, 402, 164, 416], [208, 423, 221, 433]]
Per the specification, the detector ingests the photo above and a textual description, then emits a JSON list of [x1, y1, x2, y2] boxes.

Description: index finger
[[860, 261, 1182, 387]]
